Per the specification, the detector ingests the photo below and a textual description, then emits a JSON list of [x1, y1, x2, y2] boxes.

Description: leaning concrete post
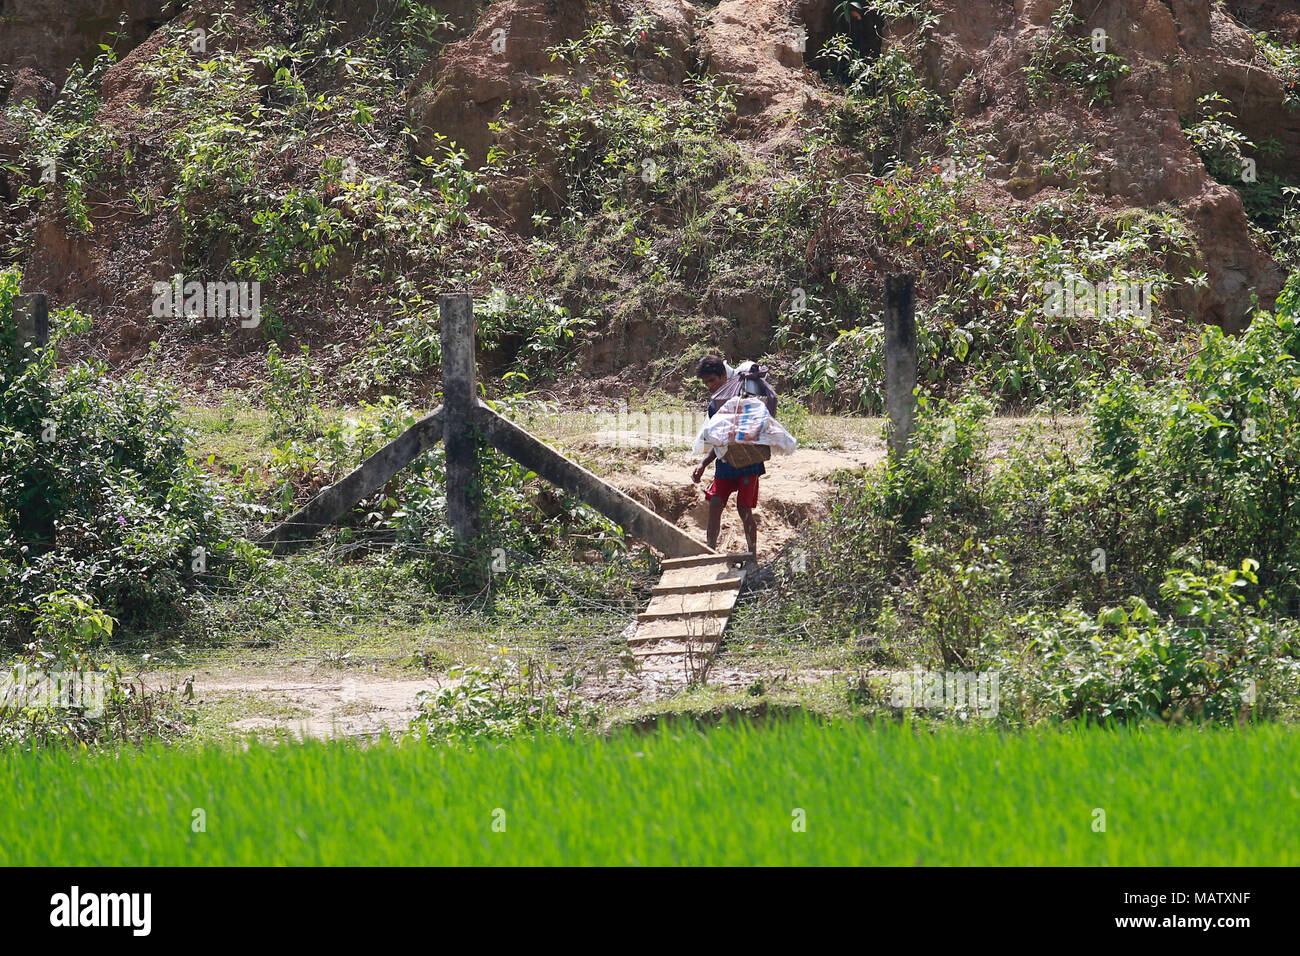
[[884, 273, 917, 459], [440, 292, 480, 548]]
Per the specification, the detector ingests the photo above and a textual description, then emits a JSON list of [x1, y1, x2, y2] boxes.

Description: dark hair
[[697, 354, 726, 379]]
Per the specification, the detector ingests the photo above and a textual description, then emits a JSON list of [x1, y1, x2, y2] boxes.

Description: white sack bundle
[[692, 396, 798, 458]]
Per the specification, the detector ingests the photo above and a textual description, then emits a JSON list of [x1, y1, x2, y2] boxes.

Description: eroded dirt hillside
[[2, 0, 1298, 403]]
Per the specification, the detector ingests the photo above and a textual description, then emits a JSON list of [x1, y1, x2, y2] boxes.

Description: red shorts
[[705, 475, 759, 508]]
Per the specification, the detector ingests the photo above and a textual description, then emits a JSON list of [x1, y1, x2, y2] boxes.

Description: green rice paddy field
[[5, 719, 1297, 866]]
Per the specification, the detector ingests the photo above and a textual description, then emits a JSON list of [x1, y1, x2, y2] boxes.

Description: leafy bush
[[1182, 91, 1298, 265], [780, 148, 1193, 410], [759, 280, 1300, 723], [476, 289, 594, 381], [1048, 274, 1300, 607], [0, 591, 194, 749], [754, 390, 993, 651], [997, 560, 1300, 724], [407, 658, 593, 745], [2, 38, 121, 241], [1023, 0, 1130, 105], [0, 272, 229, 640], [821, 42, 950, 170]]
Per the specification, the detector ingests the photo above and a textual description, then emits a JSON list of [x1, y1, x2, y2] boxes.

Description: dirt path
[[608, 441, 884, 555], [148, 664, 447, 741]]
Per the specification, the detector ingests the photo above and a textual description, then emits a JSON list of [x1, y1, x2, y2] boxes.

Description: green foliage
[[396, 1, 455, 72], [1253, 30, 1300, 112], [1, 591, 193, 749], [370, 433, 627, 593], [836, 1, 939, 31], [0, 270, 229, 640], [879, 390, 993, 529], [1056, 276, 1300, 605], [408, 658, 592, 744], [1000, 560, 1299, 724], [821, 42, 949, 169], [476, 289, 593, 381], [0, 275, 203, 746], [763, 283, 1300, 723], [1023, 0, 1130, 105], [263, 342, 326, 441], [911, 536, 1011, 668], [539, 28, 735, 217], [135, 13, 491, 312], [1182, 92, 1297, 265], [233, 186, 354, 281], [781, 151, 1195, 409], [760, 391, 993, 650], [2, 38, 121, 241]]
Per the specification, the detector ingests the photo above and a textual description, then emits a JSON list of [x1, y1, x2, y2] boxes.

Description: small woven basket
[[722, 443, 772, 468]]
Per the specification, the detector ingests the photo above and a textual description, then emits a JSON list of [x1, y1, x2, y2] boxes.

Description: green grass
[[5, 718, 1297, 865]]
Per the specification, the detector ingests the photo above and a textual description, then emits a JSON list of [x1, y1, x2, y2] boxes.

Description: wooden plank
[[654, 566, 744, 592], [639, 590, 739, 620], [473, 403, 713, 558], [660, 553, 745, 570], [652, 581, 739, 596], [630, 616, 726, 643], [629, 627, 724, 646]]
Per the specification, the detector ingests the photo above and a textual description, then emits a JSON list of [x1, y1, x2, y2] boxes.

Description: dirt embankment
[[2, 0, 1292, 389], [606, 442, 883, 554]]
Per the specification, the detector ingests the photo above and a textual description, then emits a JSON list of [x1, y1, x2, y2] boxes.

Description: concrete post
[[884, 273, 917, 459], [440, 292, 480, 548]]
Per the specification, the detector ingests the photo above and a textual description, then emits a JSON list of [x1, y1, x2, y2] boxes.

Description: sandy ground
[[612, 443, 884, 555], [164, 665, 447, 741], [161, 440, 884, 740]]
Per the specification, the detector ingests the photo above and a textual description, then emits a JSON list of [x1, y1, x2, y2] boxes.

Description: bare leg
[[736, 505, 758, 558], [706, 499, 725, 550]]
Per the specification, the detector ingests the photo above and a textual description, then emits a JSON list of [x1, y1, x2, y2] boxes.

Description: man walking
[[690, 354, 776, 558]]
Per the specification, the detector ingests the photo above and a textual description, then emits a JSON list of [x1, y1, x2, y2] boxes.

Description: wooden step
[[659, 552, 746, 570], [654, 565, 745, 593], [638, 589, 739, 620], [652, 578, 742, 596], [630, 616, 726, 644], [629, 626, 725, 646]]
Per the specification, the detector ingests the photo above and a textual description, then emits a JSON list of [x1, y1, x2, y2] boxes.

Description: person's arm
[[692, 449, 716, 483]]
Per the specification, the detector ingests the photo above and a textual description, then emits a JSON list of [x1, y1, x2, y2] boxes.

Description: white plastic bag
[[693, 397, 798, 458]]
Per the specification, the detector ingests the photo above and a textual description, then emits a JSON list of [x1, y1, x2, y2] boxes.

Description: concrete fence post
[[884, 273, 917, 459], [440, 292, 480, 549]]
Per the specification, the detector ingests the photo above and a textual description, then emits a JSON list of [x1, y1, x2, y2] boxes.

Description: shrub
[[407, 658, 593, 745], [998, 560, 1300, 724], [0, 589, 195, 750], [759, 280, 1300, 721], [1023, 0, 1130, 105], [1050, 274, 1300, 607], [0, 272, 230, 641]]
